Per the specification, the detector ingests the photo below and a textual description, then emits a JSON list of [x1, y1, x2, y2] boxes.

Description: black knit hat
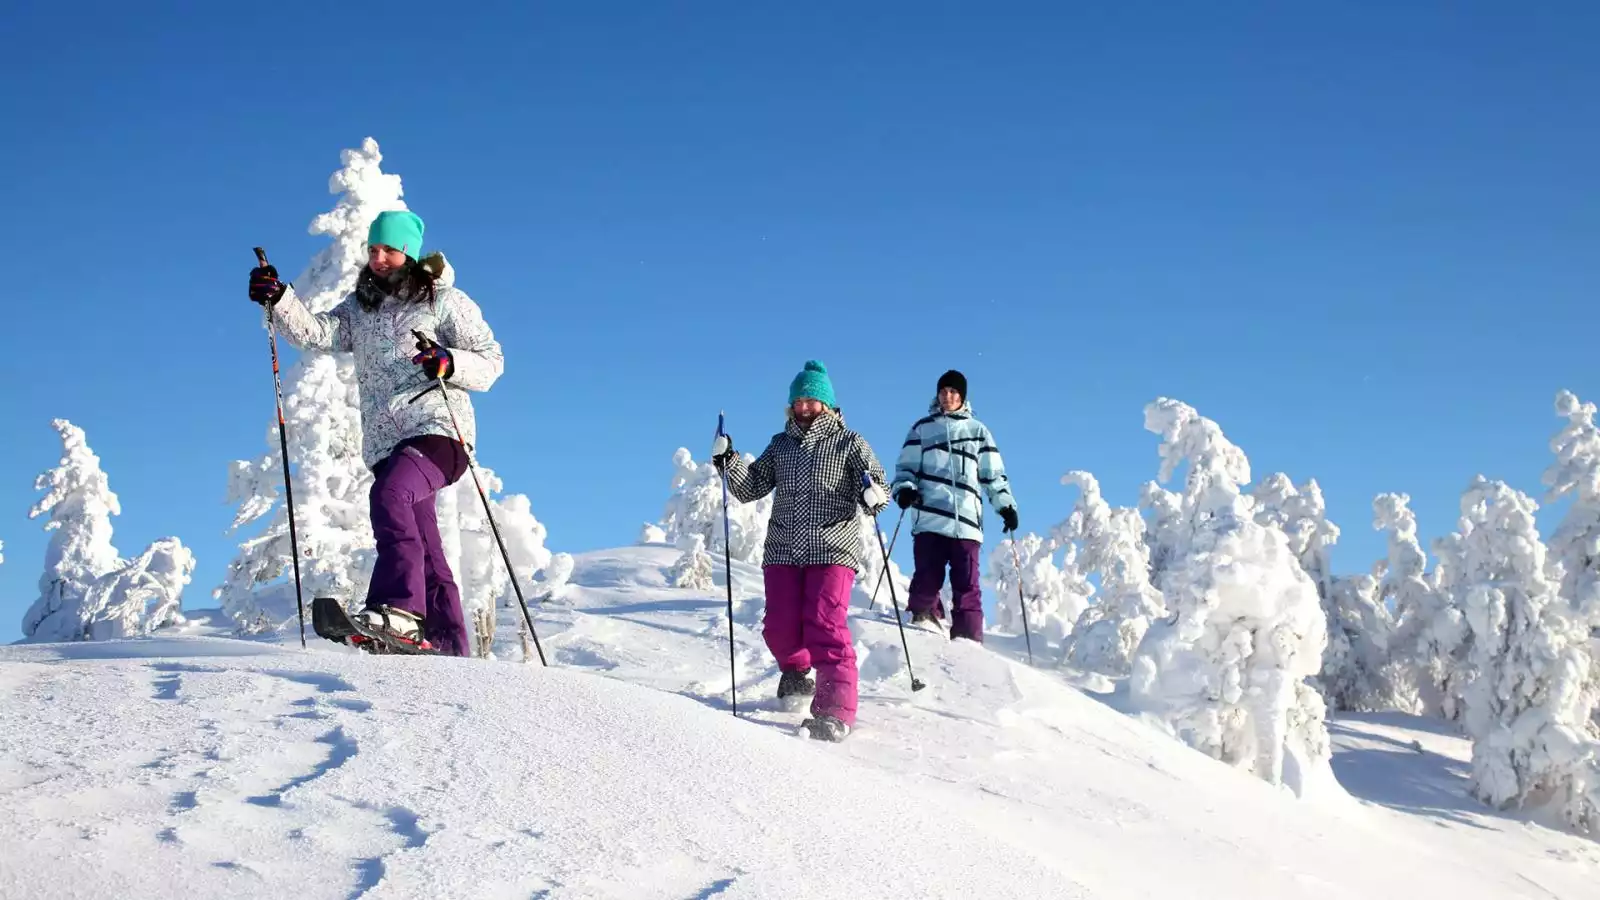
[[937, 369, 967, 400]]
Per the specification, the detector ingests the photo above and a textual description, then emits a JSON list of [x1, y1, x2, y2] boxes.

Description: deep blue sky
[[2, 3, 1597, 639]]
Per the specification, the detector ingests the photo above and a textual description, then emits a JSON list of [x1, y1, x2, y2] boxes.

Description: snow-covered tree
[[77, 539, 196, 641], [1321, 571, 1401, 712], [217, 138, 559, 638], [639, 523, 668, 545], [1542, 389, 1600, 730], [23, 420, 193, 641], [1253, 474, 1396, 710], [657, 448, 771, 564], [988, 533, 1091, 648], [1127, 398, 1333, 798], [854, 516, 907, 609], [1450, 476, 1600, 828], [442, 467, 560, 657], [669, 534, 715, 590], [1252, 475, 1338, 597], [1378, 492, 1466, 718], [1421, 506, 1483, 723], [1139, 481, 1184, 589], [1061, 471, 1165, 676], [538, 552, 575, 603], [24, 420, 123, 639], [1544, 390, 1600, 629]]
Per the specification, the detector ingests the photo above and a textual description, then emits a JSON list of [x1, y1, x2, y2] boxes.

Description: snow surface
[[4, 544, 1598, 899]]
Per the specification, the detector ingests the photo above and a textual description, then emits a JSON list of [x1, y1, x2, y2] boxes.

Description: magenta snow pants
[[762, 565, 859, 726], [365, 436, 470, 656], [907, 532, 985, 642]]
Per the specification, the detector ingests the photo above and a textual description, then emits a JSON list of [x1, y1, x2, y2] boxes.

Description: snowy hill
[[3, 544, 1597, 899]]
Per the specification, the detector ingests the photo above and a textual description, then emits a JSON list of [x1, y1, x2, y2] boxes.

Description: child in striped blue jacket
[[889, 370, 1018, 642]]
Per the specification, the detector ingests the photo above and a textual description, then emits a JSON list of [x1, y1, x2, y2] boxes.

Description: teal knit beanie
[[788, 360, 837, 409], [368, 210, 425, 260]]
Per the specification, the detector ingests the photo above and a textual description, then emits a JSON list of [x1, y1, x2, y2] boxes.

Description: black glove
[[249, 265, 286, 306], [895, 487, 920, 510], [412, 334, 455, 380], [1000, 507, 1018, 533]]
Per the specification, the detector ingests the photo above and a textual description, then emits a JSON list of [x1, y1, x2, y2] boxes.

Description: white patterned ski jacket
[[890, 399, 1015, 543], [267, 272, 504, 470], [723, 411, 890, 572]]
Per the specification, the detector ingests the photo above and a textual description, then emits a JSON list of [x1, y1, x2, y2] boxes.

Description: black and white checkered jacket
[[724, 412, 890, 572]]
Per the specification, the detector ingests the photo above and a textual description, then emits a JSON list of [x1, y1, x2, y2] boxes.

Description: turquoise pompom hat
[[788, 359, 837, 409], [367, 210, 425, 260]]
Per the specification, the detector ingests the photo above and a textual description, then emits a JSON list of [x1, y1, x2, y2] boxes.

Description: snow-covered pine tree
[[988, 533, 1091, 648], [1422, 504, 1481, 723], [1450, 476, 1600, 828], [1544, 390, 1600, 629], [658, 448, 771, 565], [669, 534, 715, 590], [853, 515, 907, 609], [1251, 474, 1338, 597], [1061, 471, 1165, 676], [443, 466, 560, 658], [218, 138, 559, 641], [1253, 474, 1397, 711], [1542, 390, 1600, 730], [23, 419, 123, 640], [1378, 492, 1466, 718], [1321, 570, 1400, 712], [78, 539, 196, 641], [23, 420, 194, 641], [1128, 398, 1333, 798], [1138, 481, 1184, 590]]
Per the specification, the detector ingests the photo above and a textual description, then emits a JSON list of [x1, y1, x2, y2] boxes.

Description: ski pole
[[866, 506, 905, 612], [413, 331, 547, 666], [715, 412, 738, 717], [254, 247, 307, 649], [1006, 533, 1034, 666], [864, 475, 925, 692]]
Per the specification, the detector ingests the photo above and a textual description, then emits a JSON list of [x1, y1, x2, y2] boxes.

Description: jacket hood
[[418, 251, 454, 286]]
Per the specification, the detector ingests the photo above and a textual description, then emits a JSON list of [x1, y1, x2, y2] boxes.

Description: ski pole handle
[[254, 247, 270, 267], [717, 411, 726, 438]]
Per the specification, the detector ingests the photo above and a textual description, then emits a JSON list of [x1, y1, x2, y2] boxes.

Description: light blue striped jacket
[[890, 400, 1016, 543]]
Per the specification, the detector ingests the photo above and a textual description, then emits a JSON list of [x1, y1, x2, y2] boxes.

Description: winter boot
[[355, 605, 433, 653], [801, 714, 850, 742], [909, 610, 942, 631], [777, 668, 815, 711]]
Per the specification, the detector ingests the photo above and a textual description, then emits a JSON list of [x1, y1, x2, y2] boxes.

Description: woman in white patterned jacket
[[247, 210, 504, 657]]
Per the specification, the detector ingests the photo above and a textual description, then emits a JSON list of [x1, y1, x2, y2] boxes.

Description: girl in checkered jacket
[[711, 360, 891, 742]]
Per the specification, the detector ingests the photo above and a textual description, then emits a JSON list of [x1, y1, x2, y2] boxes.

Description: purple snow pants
[[762, 565, 859, 726], [365, 436, 471, 656], [906, 532, 985, 642]]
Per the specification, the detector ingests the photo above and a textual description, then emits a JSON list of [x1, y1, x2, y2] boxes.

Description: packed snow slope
[[3, 545, 1597, 899]]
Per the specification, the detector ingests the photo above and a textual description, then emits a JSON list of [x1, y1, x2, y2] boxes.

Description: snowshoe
[[908, 611, 943, 632], [777, 668, 815, 712], [799, 715, 850, 742], [312, 597, 439, 655]]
